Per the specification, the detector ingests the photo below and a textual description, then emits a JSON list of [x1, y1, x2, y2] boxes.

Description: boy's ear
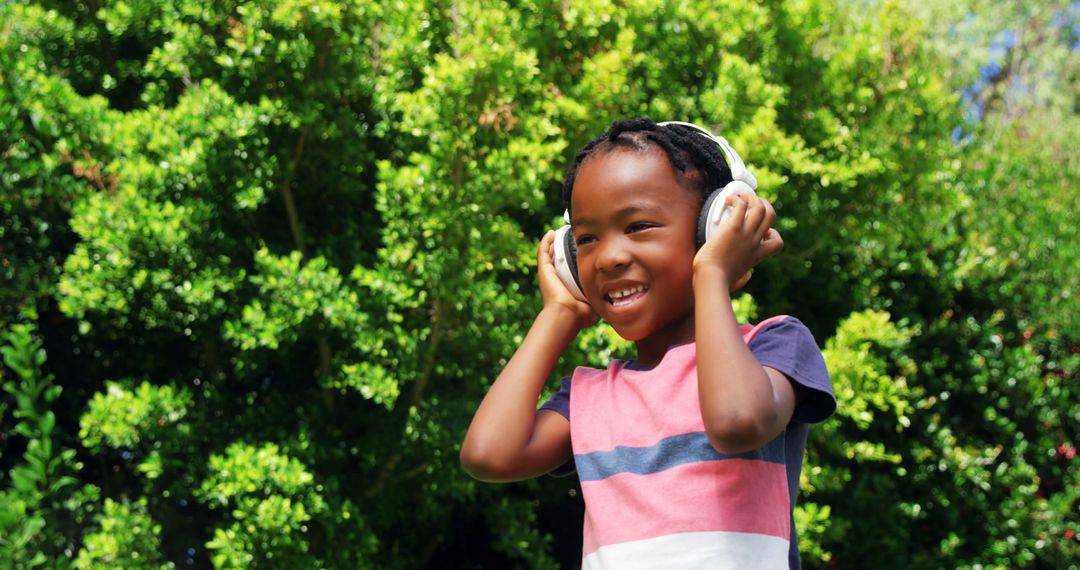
[[732, 270, 752, 291]]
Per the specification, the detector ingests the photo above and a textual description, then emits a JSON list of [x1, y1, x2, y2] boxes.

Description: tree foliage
[[1, 0, 1076, 568]]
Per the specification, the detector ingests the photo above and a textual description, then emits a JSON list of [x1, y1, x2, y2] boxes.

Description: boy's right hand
[[692, 193, 783, 291], [538, 230, 598, 331]]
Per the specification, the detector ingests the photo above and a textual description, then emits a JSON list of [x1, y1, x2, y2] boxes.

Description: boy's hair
[[562, 118, 734, 214]]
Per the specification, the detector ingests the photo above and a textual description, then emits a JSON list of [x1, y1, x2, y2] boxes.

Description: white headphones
[[553, 121, 758, 302]]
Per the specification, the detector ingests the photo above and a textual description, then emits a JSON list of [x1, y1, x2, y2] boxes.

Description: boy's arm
[[460, 231, 596, 482], [692, 194, 801, 454]]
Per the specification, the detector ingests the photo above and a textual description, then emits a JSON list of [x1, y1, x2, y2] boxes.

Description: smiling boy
[[461, 119, 835, 569]]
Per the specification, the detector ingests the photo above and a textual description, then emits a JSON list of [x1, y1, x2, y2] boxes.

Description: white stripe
[[582, 531, 788, 570]]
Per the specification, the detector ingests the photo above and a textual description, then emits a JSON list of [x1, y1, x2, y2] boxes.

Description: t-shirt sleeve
[[748, 316, 836, 424], [538, 376, 572, 420], [537, 376, 574, 477]]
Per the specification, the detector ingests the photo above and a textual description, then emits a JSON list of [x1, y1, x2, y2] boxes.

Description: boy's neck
[[633, 316, 696, 367]]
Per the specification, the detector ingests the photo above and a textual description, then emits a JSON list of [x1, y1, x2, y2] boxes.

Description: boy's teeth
[[609, 285, 645, 299]]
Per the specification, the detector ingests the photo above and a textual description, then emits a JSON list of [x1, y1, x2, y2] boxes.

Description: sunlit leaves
[[0, 322, 88, 564], [823, 310, 918, 432], [197, 442, 326, 568], [75, 498, 172, 570], [79, 381, 191, 451]]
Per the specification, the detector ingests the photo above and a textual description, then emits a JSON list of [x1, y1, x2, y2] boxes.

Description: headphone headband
[[656, 120, 758, 191]]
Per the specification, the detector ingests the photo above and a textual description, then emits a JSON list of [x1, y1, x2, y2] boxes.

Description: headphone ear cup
[[697, 182, 757, 248], [552, 225, 588, 303], [696, 189, 724, 249]]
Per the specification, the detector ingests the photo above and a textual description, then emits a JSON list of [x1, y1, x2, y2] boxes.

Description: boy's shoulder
[[743, 314, 823, 346], [741, 314, 799, 341]]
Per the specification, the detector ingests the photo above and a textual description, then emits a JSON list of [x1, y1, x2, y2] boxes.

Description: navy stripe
[[575, 431, 786, 482]]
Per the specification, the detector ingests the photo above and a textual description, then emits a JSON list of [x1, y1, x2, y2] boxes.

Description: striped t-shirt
[[540, 316, 835, 569]]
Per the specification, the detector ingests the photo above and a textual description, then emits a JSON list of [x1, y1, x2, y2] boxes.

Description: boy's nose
[[596, 237, 631, 272]]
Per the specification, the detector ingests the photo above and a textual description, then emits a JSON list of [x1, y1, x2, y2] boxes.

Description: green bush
[[76, 498, 172, 570], [1, 0, 1076, 567]]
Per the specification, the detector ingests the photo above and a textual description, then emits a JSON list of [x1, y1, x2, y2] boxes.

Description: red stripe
[[580, 458, 790, 555], [742, 315, 789, 344]]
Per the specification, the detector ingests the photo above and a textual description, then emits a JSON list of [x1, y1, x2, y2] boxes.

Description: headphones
[[552, 121, 759, 303]]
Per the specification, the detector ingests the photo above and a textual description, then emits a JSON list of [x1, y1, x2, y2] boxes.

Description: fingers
[[725, 192, 750, 230], [759, 227, 784, 259], [537, 230, 555, 267], [740, 193, 765, 232], [725, 193, 775, 241], [733, 270, 753, 291], [723, 193, 782, 262], [753, 198, 776, 243]]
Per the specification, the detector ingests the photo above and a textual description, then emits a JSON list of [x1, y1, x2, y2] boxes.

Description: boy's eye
[[626, 222, 653, 233], [574, 234, 596, 246]]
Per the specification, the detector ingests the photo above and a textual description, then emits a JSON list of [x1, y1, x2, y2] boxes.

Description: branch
[[279, 129, 309, 257], [278, 31, 334, 257], [365, 298, 449, 498]]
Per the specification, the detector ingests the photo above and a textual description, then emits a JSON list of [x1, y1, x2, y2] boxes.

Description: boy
[[461, 119, 835, 569]]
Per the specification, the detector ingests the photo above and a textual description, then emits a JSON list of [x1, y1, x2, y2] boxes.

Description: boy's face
[[570, 148, 700, 348]]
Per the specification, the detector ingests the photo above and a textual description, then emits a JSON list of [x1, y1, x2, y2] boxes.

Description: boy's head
[[558, 118, 759, 352], [562, 118, 735, 217], [562, 118, 747, 348]]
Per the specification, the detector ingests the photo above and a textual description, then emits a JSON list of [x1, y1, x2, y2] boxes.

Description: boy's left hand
[[692, 192, 784, 291]]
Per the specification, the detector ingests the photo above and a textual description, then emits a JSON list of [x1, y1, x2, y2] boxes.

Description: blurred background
[[1, 0, 1077, 568]]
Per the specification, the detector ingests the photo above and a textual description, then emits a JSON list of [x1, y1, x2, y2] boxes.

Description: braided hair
[[562, 118, 734, 215]]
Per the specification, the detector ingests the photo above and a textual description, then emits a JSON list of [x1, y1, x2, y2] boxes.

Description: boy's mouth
[[606, 285, 648, 307]]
